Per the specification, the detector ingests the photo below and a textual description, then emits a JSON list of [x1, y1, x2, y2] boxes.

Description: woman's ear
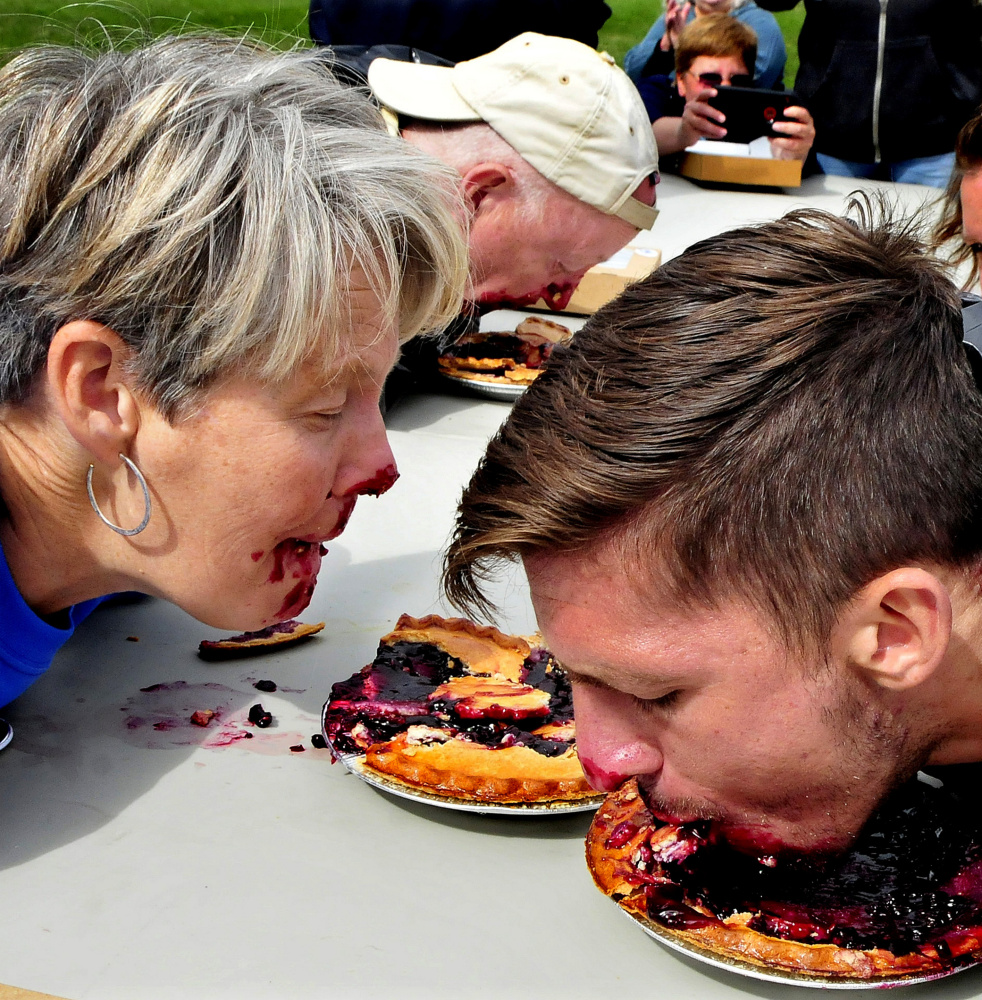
[[837, 568, 952, 691], [46, 321, 140, 463]]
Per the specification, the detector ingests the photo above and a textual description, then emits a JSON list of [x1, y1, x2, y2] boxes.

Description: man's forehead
[[525, 547, 791, 672], [526, 548, 668, 647]]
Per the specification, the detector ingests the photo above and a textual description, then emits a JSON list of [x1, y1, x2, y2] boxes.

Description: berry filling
[[622, 765, 982, 962], [205, 621, 303, 645], [324, 640, 576, 758], [442, 334, 555, 370]]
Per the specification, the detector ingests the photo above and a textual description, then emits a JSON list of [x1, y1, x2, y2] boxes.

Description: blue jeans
[[817, 151, 955, 189]]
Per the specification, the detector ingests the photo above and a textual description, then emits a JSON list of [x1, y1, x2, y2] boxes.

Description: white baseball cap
[[367, 32, 659, 230]]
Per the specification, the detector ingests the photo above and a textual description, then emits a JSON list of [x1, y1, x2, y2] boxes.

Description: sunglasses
[[695, 72, 753, 88]]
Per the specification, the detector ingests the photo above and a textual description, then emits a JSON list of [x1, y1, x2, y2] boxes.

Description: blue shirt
[[624, 1, 787, 91], [0, 539, 106, 708]]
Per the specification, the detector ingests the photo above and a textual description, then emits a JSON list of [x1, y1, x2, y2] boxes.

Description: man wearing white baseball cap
[[362, 32, 659, 311]]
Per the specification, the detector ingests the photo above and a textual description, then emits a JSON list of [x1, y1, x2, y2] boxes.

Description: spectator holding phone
[[642, 15, 814, 161], [625, 0, 786, 91], [756, 0, 982, 188]]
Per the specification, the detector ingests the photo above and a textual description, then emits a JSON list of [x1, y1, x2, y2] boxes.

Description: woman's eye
[[632, 690, 682, 713]]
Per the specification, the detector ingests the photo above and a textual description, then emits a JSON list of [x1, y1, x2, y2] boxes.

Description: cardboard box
[[537, 244, 662, 315], [679, 137, 802, 188]]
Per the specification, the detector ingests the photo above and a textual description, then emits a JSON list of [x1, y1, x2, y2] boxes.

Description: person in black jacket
[[309, 0, 612, 63], [756, 0, 982, 187]]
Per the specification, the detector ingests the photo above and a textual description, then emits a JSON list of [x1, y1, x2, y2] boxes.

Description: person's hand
[[680, 85, 728, 144], [768, 106, 815, 162], [659, 0, 693, 52]]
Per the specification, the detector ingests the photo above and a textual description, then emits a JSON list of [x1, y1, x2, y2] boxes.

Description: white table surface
[[0, 173, 976, 1000]]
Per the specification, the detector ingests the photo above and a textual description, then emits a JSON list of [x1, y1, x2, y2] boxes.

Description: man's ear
[[46, 320, 140, 463], [838, 568, 952, 691], [459, 162, 512, 215]]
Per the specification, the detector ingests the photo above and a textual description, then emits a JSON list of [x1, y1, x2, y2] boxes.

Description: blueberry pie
[[586, 774, 982, 981], [437, 317, 571, 385], [323, 614, 600, 805]]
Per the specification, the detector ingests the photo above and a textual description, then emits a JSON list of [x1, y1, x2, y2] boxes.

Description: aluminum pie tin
[[437, 372, 528, 401], [610, 900, 981, 990], [321, 703, 604, 817]]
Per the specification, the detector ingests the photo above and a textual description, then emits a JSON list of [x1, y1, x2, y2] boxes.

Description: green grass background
[[0, 1, 806, 83]]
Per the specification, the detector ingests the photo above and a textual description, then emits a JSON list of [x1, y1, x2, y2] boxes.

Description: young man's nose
[[571, 682, 664, 791]]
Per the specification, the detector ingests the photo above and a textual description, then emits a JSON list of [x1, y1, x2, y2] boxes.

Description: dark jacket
[[757, 0, 982, 163], [309, 0, 612, 64]]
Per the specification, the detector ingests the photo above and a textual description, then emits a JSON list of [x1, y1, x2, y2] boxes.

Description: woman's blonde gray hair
[[0, 34, 469, 416]]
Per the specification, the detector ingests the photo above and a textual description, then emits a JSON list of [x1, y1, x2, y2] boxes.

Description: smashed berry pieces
[[248, 704, 273, 728]]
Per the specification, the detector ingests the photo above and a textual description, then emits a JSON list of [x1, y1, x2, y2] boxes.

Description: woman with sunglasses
[[625, 0, 786, 91], [638, 14, 814, 162]]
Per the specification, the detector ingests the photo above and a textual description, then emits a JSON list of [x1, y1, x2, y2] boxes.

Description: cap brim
[[367, 59, 482, 122]]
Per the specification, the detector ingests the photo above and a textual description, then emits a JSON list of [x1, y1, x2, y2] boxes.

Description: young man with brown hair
[[444, 204, 982, 854]]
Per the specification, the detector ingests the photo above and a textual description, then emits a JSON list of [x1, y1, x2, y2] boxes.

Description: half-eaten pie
[[586, 772, 982, 982], [437, 317, 572, 385], [323, 614, 600, 805]]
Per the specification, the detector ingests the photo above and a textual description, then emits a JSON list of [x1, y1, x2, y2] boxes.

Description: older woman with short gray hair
[[0, 34, 468, 711]]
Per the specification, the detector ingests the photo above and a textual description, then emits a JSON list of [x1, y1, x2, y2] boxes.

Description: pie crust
[[586, 778, 982, 981], [198, 619, 325, 660], [437, 318, 572, 385], [324, 614, 600, 805]]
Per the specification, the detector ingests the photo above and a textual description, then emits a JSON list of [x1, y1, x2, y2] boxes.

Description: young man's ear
[[459, 162, 512, 215], [837, 568, 952, 690], [45, 320, 140, 463]]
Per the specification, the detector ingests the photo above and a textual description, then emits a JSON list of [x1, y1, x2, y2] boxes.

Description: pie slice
[[586, 774, 982, 982], [323, 614, 600, 805], [198, 619, 325, 660]]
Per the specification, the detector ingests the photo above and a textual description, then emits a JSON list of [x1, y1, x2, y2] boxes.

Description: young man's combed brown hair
[[444, 203, 982, 653]]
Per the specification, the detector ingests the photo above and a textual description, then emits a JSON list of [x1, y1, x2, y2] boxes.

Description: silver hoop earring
[[86, 453, 152, 536]]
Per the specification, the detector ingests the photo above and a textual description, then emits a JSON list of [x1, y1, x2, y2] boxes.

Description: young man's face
[[527, 549, 926, 857]]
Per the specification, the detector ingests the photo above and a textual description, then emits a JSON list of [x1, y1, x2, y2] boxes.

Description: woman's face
[[133, 279, 400, 630]]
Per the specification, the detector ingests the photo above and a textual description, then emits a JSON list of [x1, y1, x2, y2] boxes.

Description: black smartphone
[[706, 86, 797, 145]]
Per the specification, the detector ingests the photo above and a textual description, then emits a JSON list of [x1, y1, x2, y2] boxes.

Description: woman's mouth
[[268, 538, 325, 619]]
